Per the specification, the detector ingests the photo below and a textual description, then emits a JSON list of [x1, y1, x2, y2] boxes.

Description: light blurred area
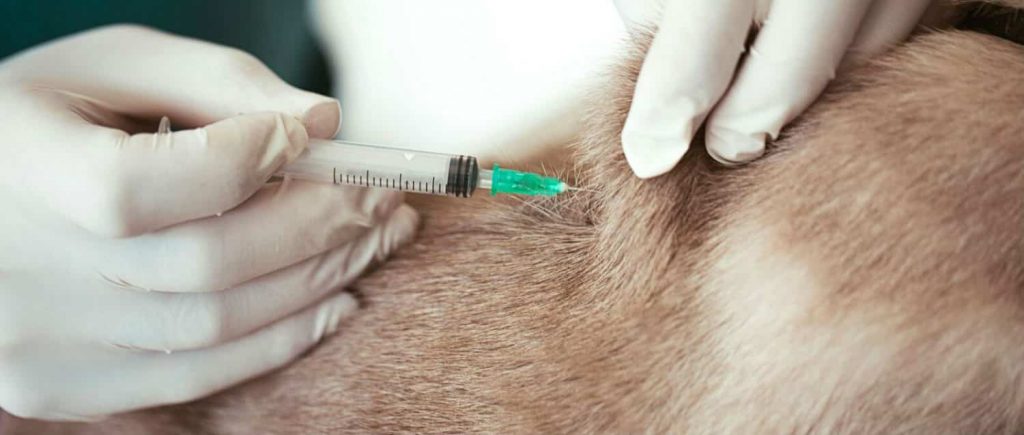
[[313, 0, 626, 166]]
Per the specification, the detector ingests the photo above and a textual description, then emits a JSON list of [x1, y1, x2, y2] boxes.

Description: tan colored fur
[[8, 24, 1024, 435]]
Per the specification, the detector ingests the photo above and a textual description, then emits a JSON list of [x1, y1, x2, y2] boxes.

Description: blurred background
[[0, 0, 626, 164], [0, 0, 331, 93]]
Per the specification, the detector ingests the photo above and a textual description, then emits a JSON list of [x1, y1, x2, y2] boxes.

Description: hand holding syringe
[[278, 140, 569, 198], [0, 26, 425, 420]]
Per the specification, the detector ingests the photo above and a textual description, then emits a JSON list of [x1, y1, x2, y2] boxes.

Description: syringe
[[278, 139, 568, 198]]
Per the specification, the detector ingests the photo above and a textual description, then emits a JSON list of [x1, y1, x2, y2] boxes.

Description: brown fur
[[8, 25, 1024, 435]]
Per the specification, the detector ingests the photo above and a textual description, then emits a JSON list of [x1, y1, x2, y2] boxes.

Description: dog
[[8, 3, 1024, 433]]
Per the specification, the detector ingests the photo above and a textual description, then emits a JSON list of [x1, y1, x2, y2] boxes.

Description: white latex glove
[[0, 25, 418, 421], [617, 0, 933, 176]]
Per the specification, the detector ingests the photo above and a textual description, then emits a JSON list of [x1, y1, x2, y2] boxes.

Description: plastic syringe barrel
[[278, 139, 480, 197]]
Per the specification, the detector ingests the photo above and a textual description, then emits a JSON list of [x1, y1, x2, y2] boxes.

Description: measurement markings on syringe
[[332, 168, 446, 193]]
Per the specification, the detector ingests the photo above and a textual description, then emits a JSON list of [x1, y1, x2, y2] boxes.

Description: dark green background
[[0, 0, 332, 94]]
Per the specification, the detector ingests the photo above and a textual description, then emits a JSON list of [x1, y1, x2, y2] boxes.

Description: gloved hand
[[616, 0, 933, 176], [0, 25, 418, 421]]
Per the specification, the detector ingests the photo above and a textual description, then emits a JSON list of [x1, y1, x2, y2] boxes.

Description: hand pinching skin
[[616, 0, 933, 176]]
